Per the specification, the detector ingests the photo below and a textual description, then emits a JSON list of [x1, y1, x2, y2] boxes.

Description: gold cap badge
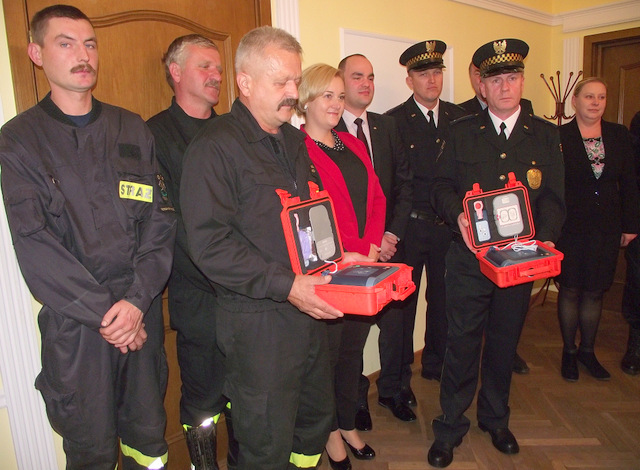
[[493, 40, 507, 55]]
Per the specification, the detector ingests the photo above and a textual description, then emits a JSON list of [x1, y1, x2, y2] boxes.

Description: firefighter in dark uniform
[[180, 27, 343, 470], [0, 6, 176, 469], [147, 35, 237, 469], [427, 39, 565, 468], [386, 40, 468, 390]]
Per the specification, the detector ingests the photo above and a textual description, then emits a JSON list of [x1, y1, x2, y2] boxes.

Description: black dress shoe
[[561, 349, 579, 382], [326, 453, 351, 470], [354, 406, 372, 431], [421, 368, 441, 381], [400, 387, 417, 407], [378, 396, 417, 422], [427, 438, 462, 468], [478, 423, 519, 454], [512, 353, 530, 374], [342, 437, 375, 460]]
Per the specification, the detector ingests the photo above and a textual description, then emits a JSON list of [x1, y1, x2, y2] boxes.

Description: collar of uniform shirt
[[488, 106, 521, 139], [413, 97, 440, 127]]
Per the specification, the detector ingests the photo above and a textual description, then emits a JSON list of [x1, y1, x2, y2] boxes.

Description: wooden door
[[584, 27, 640, 128], [2, 1, 270, 467]]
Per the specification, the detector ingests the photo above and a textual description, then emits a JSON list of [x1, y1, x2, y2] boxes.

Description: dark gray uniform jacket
[[387, 97, 468, 216], [180, 98, 318, 308], [0, 95, 176, 326], [431, 108, 565, 243]]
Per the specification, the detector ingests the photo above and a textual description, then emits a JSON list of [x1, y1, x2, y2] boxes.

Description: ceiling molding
[[448, 0, 640, 32]]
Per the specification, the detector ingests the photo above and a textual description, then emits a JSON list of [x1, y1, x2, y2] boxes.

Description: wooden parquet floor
[[315, 287, 640, 470]]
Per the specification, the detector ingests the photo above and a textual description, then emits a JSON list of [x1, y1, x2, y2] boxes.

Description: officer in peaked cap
[[384, 38, 467, 419], [399, 39, 447, 71], [427, 38, 565, 468], [472, 38, 529, 77]]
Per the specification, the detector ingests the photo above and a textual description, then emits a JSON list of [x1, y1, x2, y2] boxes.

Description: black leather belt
[[410, 209, 445, 225]]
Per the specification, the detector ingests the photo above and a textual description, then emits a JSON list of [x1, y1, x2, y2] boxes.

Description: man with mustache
[[147, 35, 237, 470], [180, 26, 341, 469], [0, 5, 176, 469]]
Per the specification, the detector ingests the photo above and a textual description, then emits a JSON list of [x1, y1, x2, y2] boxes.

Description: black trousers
[[215, 301, 333, 470], [378, 218, 451, 393], [432, 242, 531, 444], [36, 295, 168, 470], [327, 316, 372, 430], [168, 270, 227, 426], [623, 236, 640, 329]]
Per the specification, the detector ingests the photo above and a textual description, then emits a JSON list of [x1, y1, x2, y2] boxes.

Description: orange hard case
[[277, 183, 415, 315], [462, 173, 563, 288]]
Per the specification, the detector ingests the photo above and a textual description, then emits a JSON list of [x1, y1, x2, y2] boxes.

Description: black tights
[[557, 285, 604, 352]]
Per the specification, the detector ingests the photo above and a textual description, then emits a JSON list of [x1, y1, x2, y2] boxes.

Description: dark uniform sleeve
[[617, 126, 640, 234], [532, 120, 565, 244], [1, 132, 116, 328], [386, 117, 413, 239], [121, 130, 176, 315], [180, 133, 295, 302], [431, 134, 463, 230]]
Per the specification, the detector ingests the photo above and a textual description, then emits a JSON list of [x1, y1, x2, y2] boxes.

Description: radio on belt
[[277, 182, 416, 315], [462, 172, 563, 288]]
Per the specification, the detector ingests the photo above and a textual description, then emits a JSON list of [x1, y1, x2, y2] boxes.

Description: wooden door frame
[[2, 0, 272, 114], [584, 27, 640, 77]]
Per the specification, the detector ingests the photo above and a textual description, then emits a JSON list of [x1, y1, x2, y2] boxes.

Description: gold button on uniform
[[499, 174, 506, 181], [500, 153, 507, 159]]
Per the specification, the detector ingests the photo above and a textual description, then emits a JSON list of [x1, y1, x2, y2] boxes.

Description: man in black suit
[[336, 53, 414, 428], [458, 61, 532, 375], [386, 40, 467, 388]]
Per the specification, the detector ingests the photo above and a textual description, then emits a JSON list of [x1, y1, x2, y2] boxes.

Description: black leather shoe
[[478, 423, 519, 454], [342, 437, 375, 460], [427, 438, 462, 468], [421, 369, 441, 381], [621, 327, 640, 375], [561, 349, 579, 382], [378, 396, 416, 422], [512, 353, 530, 374], [354, 406, 372, 431], [400, 387, 417, 407], [326, 453, 351, 470], [577, 350, 610, 380]]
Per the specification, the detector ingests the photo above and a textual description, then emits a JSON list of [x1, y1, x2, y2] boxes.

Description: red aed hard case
[[277, 183, 415, 315], [462, 172, 563, 288]]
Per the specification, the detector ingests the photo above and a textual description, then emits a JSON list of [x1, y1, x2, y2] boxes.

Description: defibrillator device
[[462, 172, 563, 287], [277, 182, 416, 315]]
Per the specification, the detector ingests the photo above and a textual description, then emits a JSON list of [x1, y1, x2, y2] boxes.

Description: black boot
[[621, 327, 640, 375], [561, 348, 578, 382], [577, 348, 610, 380], [184, 420, 219, 470]]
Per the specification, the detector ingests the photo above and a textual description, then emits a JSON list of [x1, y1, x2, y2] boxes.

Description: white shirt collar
[[413, 97, 440, 126], [488, 106, 521, 139]]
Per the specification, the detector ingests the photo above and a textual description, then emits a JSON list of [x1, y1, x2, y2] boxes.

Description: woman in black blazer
[[556, 77, 640, 381]]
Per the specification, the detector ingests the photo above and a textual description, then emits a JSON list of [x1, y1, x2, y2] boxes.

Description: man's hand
[[100, 299, 144, 349], [287, 274, 344, 320], [621, 233, 637, 247], [118, 325, 148, 354], [379, 233, 398, 262], [457, 213, 476, 252]]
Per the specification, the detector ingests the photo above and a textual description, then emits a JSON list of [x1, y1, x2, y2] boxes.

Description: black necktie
[[499, 122, 507, 142], [354, 117, 372, 159], [427, 110, 437, 131]]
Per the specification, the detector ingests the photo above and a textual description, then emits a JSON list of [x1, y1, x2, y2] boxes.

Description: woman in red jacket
[[297, 63, 386, 470]]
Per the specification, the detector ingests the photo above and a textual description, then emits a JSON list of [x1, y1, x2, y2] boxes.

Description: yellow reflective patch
[[119, 181, 153, 203]]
